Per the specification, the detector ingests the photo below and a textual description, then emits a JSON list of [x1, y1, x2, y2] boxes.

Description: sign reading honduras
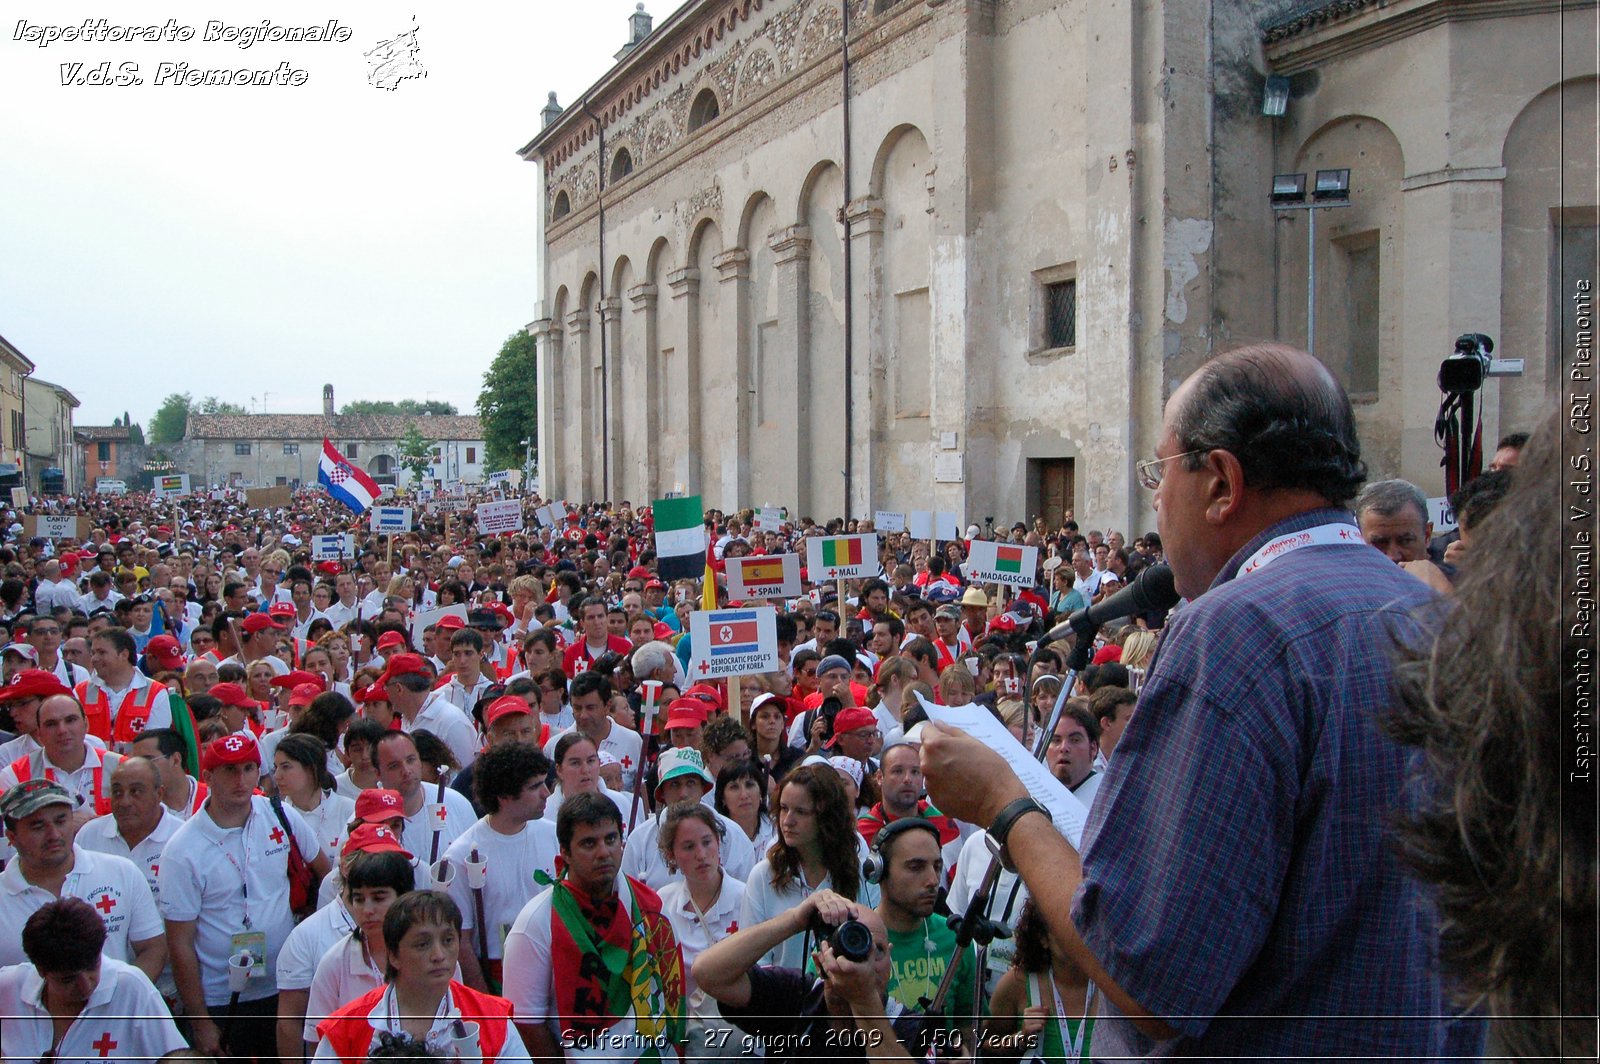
[[965, 540, 1040, 587], [318, 439, 380, 515], [805, 534, 876, 580], [689, 606, 780, 679], [653, 494, 706, 582], [369, 506, 413, 534], [725, 553, 802, 600]]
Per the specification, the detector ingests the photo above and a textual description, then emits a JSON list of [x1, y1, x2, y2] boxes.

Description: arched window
[[688, 88, 720, 131], [367, 455, 394, 482], [552, 190, 571, 221], [610, 147, 633, 182]]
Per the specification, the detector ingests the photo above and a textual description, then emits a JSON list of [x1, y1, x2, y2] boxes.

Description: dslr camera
[[810, 912, 874, 963]]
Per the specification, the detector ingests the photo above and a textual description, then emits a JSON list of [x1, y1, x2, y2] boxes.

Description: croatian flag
[[318, 439, 380, 515]]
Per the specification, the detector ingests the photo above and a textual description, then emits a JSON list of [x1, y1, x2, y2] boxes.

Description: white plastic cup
[[425, 803, 448, 833], [445, 1019, 481, 1064], [429, 859, 456, 890], [227, 950, 253, 993], [463, 854, 488, 890]]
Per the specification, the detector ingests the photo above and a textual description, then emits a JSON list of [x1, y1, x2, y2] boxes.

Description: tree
[[397, 425, 436, 486], [341, 399, 458, 416], [477, 329, 538, 475], [194, 396, 247, 416], [149, 394, 246, 444]]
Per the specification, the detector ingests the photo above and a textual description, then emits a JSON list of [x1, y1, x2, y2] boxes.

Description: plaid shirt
[[1073, 509, 1484, 1057]]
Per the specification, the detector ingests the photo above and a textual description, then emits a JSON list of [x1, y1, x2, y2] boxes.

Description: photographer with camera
[[693, 887, 931, 1061]]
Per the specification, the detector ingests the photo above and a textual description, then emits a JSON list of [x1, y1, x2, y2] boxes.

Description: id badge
[[231, 930, 268, 974]]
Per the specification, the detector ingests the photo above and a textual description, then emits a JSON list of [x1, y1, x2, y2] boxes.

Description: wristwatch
[[984, 796, 1050, 873]]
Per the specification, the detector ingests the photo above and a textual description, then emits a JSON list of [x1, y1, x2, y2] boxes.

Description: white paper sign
[[916, 693, 1087, 847], [475, 499, 524, 535], [755, 506, 784, 533], [688, 607, 780, 679], [907, 511, 961, 541], [964, 541, 1040, 588], [370, 506, 414, 534], [31, 515, 80, 540], [311, 534, 355, 560], [411, 605, 469, 652], [726, 553, 803, 600], [534, 503, 562, 528], [873, 510, 907, 533], [152, 474, 191, 498], [1426, 496, 1458, 534], [804, 534, 877, 581]]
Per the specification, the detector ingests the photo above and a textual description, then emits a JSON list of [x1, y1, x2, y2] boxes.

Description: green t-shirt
[[886, 918, 982, 1030]]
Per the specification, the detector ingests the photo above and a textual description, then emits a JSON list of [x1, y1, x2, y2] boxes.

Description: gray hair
[[1353, 479, 1428, 523], [630, 640, 676, 681]]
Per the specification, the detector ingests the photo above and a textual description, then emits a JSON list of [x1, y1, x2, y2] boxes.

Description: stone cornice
[[666, 266, 702, 296], [713, 247, 751, 282], [770, 224, 813, 264], [627, 282, 660, 309], [1265, 0, 1586, 74]]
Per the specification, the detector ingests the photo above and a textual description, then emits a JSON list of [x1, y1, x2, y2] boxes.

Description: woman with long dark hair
[[714, 759, 776, 857], [737, 763, 878, 969]]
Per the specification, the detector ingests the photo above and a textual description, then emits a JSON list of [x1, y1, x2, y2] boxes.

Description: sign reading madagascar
[[725, 553, 802, 600], [805, 534, 876, 580], [689, 606, 780, 679], [964, 540, 1040, 587]]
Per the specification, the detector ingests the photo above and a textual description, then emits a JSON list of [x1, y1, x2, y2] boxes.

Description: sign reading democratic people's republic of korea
[[725, 553, 802, 600], [965, 540, 1040, 587], [805, 534, 876, 580], [689, 607, 780, 679], [474, 498, 524, 535]]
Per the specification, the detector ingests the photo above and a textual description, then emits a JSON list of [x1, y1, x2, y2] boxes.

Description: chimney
[[541, 92, 562, 129], [323, 384, 335, 418], [615, 3, 652, 59]]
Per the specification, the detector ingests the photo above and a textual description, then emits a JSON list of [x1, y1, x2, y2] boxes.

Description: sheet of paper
[[915, 693, 1087, 847]]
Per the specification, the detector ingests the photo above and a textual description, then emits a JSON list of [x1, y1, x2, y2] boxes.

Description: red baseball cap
[[144, 635, 185, 671], [375, 631, 408, 651], [682, 683, 725, 714], [270, 670, 325, 691], [485, 695, 532, 729], [825, 706, 877, 747], [1092, 645, 1123, 665], [202, 732, 260, 770], [645, 579, 666, 591], [341, 823, 412, 858], [378, 653, 429, 685], [0, 669, 73, 702], [287, 683, 321, 708], [268, 602, 297, 620], [354, 682, 390, 704], [208, 682, 258, 709], [434, 615, 465, 632], [354, 788, 405, 823], [241, 613, 284, 634], [316, 561, 342, 575], [626, 565, 653, 580]]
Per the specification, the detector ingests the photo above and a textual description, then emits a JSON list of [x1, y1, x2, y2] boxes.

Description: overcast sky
[[0, 0, 685, 426]]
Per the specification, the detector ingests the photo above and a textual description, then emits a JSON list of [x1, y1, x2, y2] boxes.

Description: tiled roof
[[185, 413, 484, 441], [75, 425, 132, 441], [1262, 0, 1383, 43]]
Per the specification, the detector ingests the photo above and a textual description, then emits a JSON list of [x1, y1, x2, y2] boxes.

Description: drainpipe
[[581, 95, 610, 502], [840, 0, 855, 517]]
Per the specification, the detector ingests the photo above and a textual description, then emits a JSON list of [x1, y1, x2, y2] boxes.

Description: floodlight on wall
[[1312, 168, 1351, 203], [1270, 173, 1307, 207], [1262, 75, 1291, 117]]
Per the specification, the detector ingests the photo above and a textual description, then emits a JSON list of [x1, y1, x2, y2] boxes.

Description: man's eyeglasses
[[1135, 450, 1205, 490]]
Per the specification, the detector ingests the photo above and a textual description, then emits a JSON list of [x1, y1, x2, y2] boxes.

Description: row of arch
[[542, 123, 936, 516]]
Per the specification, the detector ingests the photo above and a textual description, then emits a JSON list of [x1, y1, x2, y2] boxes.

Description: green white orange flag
[[965, 540, 1040, 587]]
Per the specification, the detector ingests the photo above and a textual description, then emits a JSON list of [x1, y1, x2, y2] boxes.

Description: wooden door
[[1036, 458, 1075, 526]]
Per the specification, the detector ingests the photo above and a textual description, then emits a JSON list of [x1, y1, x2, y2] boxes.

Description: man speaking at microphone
[[920, 344, 1482, 1057]]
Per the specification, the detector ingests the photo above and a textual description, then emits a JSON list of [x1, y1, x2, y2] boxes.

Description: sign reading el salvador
[[689, 606, 780, 679], [369, 506, 413, 534], [318, 439, 380, 515], [475, 498, 524, 535], [965, 540, 1040, 587], [152, 474, 191, 498], [805, 534, 876, 580], [311, 533, 355, 560], [726, 553, 802, 600]]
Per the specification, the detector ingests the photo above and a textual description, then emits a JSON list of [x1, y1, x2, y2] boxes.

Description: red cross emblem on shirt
[[620, 756, 632, 769], [269, 826, 285, 844], [725, 921, 738, 934], [433, 805, 449, 825], [92, 1033, 118, 1057], [95, 893, 117, 915]]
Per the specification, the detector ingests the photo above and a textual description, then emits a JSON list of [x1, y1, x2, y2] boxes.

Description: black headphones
[[862, 817, 943, 885]]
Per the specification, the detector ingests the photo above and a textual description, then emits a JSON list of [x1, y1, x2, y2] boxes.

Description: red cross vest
[[316, 982, 514, 1064], [7, 749, 123, 816], [75, 680, 163, 745]]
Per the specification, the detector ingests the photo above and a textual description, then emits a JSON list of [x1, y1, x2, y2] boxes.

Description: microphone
[[1040, 563, 1179, 661]]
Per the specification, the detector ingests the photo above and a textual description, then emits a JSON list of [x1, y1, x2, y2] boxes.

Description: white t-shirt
[[157, 795, 321, 1004], [542, 722, 642, 792], [540, 784, 628, 825], [0, 957, 185, 1064], [276, 898, 357, 992], [0, 846, 164, 968], [285, 790, 357, 864], [657, 874, 745, 1002], [619, 807, 757, 892], [304, 933, 385, 1043], [397, 786, 479, 869], [442, 817, 558, 961], [406, 697, 483, 770], [738, 841, 879, 971]]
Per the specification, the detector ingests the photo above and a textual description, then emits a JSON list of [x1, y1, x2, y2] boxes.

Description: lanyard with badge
[[1234, 522, 1362, 579], [220, 831, 268, 975]]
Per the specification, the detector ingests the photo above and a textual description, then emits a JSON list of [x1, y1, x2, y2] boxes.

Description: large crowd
[[0, 343, 1580, 1063]]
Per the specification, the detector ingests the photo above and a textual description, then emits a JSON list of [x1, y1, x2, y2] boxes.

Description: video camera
[[1438, 333, 1524, 394]]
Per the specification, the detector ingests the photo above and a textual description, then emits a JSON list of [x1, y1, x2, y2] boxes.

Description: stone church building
[[521, 0, 1594, 529]]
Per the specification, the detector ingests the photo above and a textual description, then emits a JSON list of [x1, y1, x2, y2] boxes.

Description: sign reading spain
[[725, 553, 802, 600], [689, 607, 779, 679], [805, 534, 876, 580], [964, 540, 1040, 588]]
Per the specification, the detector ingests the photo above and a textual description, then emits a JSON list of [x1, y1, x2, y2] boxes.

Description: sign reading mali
[[689, 607, 780, 679], [805, 534, 877, 580]]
